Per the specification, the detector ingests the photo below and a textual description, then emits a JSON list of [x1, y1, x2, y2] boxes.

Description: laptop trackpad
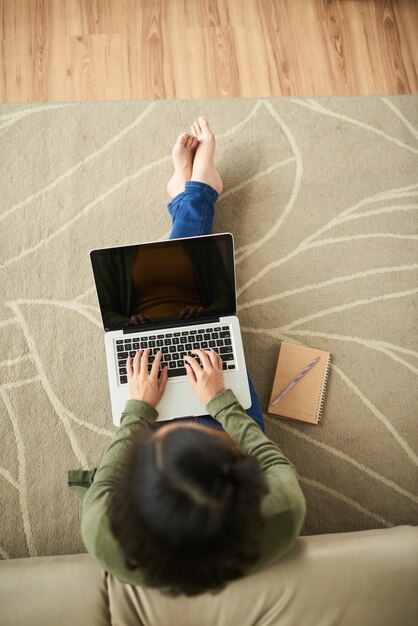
[[155, 381, 207, 421]]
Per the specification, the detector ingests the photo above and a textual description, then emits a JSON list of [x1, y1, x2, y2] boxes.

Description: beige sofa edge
[[0, 526, 417, 626]]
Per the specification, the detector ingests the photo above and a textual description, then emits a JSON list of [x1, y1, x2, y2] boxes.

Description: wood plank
[[0, 0, 417, 103]]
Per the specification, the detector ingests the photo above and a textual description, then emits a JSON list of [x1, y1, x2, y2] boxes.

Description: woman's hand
[[127, 349, 168, 407], [179, 305, 208, 319], [128, 313, 156, 325], [184, 349, 225, 405]]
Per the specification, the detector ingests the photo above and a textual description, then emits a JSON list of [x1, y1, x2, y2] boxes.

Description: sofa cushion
[[0, 553, 110, 626], [107, 526, 418, 626], [1, 526, 417, 626]]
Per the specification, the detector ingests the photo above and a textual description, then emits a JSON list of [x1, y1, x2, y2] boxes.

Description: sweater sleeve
[[80, 399, 158, 582], [207, 389, 307, 570]]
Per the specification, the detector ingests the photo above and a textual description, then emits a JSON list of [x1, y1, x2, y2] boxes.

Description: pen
[[272, 356, 320, 405]]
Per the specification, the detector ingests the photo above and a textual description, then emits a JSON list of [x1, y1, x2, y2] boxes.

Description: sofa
[[1, 526, 417, 626]]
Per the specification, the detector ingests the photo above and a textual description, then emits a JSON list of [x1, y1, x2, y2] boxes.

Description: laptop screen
[[90, 233, 236, 331]]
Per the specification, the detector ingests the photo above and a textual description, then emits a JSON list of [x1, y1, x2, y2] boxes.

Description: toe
[[177, 132, 188, 145], [198, 116, 214, 140]]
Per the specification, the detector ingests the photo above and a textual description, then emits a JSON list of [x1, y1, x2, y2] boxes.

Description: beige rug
[[1, 96, 417, 559]]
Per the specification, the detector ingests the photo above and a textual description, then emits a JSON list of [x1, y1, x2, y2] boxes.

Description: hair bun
[[221, 463, 230, 477]]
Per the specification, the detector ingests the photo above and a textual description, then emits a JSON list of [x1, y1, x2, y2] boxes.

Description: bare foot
[[190, 116, 223, 195], [167, 132, 199, 198]]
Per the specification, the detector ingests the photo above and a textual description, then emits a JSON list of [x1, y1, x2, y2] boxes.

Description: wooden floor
[[1, 0, 417, 103]]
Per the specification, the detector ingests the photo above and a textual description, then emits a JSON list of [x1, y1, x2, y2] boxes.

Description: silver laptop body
[[90, 233, 251, 426]]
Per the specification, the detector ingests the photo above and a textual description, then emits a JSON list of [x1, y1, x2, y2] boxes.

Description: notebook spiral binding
[[316, 355, 331, 422]]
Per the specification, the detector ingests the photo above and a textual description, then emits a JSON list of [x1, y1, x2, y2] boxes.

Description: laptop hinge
[[122, 316, 221, 335]]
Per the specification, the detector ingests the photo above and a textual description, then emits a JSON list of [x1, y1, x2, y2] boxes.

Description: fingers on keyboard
[[117, 327, 235, 383]]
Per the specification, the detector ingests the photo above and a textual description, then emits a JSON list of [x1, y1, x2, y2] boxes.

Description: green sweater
[[80, 389, 306, 586]]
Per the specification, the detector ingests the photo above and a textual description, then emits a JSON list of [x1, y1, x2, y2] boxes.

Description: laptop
[[90, 233, 251, 425]]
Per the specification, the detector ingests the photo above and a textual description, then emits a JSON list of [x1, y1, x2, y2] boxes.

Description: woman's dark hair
[[107, 426, 269, 597]]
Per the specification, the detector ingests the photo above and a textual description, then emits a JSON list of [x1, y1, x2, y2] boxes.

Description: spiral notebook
[[267, 342, 331, 424]]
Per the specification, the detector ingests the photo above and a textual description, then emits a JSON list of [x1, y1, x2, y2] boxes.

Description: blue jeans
[[152, 180, 265, 432]]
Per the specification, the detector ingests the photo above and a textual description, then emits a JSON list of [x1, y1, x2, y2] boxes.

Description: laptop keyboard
[[115, 324, 236, 385]]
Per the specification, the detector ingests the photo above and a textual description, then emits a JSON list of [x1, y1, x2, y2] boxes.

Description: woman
[[75, 117, 306, 597]]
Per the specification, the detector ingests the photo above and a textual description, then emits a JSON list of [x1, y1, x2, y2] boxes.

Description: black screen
[[90, 234, 236, 331]]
